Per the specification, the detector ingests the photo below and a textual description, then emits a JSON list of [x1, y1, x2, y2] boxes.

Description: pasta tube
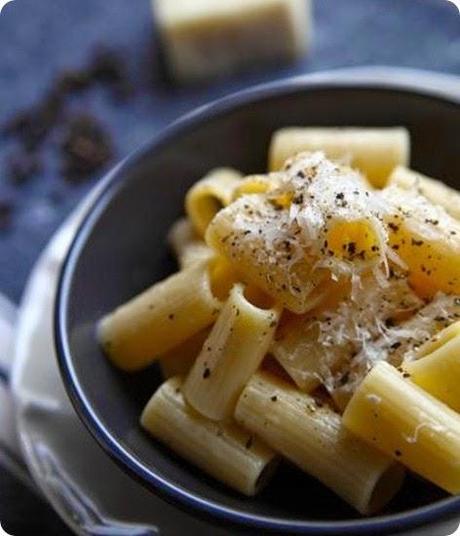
[[207, 152, 386, 314], [208, 194, 334, 311], [269, 127, 410, 187], [186, 168, 242, 236], [168, 217, 197, 256], [388, 166, 460, 221], [167, 218, 213, 269], [232, 174, 278, 200], [99, 261, 221, 371], [184, 284, 281, 420], [141, 377, 278, 496], [271, 273, 422, 393], [159, 329, 209, 379], [382, 186, 460, 298], [331, 293, 460, 411], [235, 371, 404, 514], [343, 361, 460, 494], [403, 321, 460, 412], [208, 256, 238, 301], [180, 243, 214, 269]]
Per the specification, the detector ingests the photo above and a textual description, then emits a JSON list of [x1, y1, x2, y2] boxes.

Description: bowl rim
[[55, 69, 460, 535]]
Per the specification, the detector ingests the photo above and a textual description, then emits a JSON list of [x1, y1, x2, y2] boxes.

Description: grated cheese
[[207, 152, 397, 313]]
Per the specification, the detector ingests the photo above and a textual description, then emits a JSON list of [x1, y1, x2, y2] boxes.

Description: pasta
[[184, 284, 281, 420], [206, 152, 389, 314], [331, 293, 460, 411], [268, 127, 410, 187], [235, 371, 405, 514], [381, 185, 460, 298], [343, 362, 460, 494], [403, 321, 460, 412], [271, 272, 422, 393], [99, 260, 221, 371], [208, 255, 238, 301], [159, 329, 210, 379], [388, 166, 460, 221], [141, 376, 278, 495], [99, 126, 460, 514], [167, 218, 213, 269], [185, 167, 242, 236]]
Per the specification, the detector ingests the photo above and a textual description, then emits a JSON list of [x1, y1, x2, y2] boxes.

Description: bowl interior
[[57, 84, 460, 530]]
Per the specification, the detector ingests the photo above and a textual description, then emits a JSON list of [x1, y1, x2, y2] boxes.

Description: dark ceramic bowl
[[56, 70, 460, 535]]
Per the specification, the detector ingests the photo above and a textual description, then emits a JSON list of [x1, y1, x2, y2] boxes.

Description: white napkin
[[0, 294, 31, 488]]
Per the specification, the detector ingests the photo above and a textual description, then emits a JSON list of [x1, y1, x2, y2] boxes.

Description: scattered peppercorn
[[347, 242, 356, 256], [7, 149, 42, 185], [1, 45, 130, 194], [60, 114, 113, 182], [0, 200, 13, 231], [56, 70, 92, 95]]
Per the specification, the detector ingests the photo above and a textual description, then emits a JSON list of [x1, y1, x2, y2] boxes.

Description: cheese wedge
[[154, 0, 311, 83]]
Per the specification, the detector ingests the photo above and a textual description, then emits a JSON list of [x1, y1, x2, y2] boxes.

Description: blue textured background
[[0, 0, 459, 534], [0, 0, 459, 303]]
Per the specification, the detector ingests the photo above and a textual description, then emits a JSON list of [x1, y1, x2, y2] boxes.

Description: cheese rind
[[154, 0, 311, 83]]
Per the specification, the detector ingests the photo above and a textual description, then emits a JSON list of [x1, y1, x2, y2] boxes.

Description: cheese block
[[154, 0, 311, 83]]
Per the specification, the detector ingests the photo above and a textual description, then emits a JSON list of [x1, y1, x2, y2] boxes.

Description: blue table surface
[[0, 0, 459, 534]]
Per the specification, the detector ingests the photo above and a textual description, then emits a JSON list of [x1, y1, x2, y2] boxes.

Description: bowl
[[55, 70, 460, 535]]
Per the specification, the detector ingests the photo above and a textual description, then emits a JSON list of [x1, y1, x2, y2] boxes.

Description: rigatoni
[[382, 185, 460, 298], [167, 218, 213, 269], [206, 192, 334, 313], [331, 293, 460, 411], [159, 329, 209, 379], [167, 217, 197, 257], [232, 174, 278, 200], [185, 168, 242, 236], [184, 284, 281, 420], [180, 242, 214, 270], [343, 362, 460, 494], [235, 371, 404, 514], [388, 166, 460, 221], [98, 261, 221, 371], [271, 273, 422, 393], [208, 256, 238, 301], [269, 127, 410, 187], [206, 152, 387, 314], [100, 129, 460, 511], [141, 376, 278, 495], [404, 321, 460, 412]]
